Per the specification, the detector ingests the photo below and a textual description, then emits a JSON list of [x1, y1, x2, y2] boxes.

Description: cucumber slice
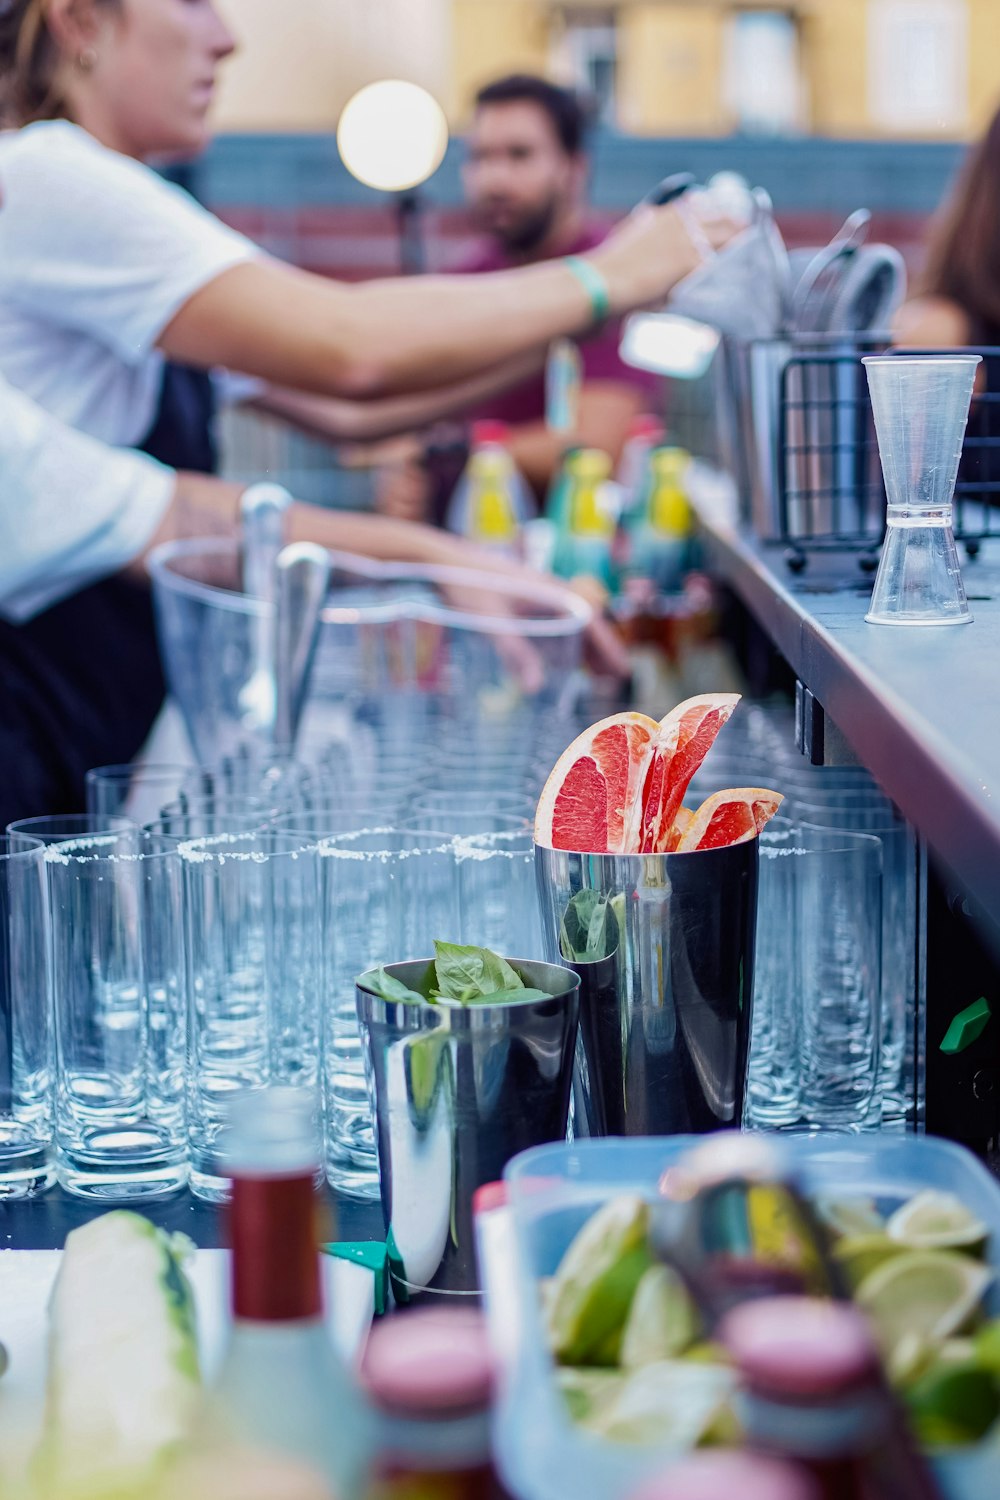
[[36, 1211, 201, 1498]]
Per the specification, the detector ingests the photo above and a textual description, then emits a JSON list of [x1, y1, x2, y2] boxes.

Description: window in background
[[723, 8, 804, 135], [550, 9, 619, 124], [867, 0, 969, 134]]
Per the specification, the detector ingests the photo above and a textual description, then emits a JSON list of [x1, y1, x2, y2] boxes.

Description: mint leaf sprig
[[362, 941, 550, 1008]]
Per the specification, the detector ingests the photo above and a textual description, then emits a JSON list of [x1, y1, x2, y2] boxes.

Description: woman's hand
[[285, 506, 630, 681], [591, 201, 743, 316], [372, 440, 432, 523], [436, 567, 631, 689]]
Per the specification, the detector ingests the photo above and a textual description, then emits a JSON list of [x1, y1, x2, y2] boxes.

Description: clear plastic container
[[148, 540, 589, 763], [485, 1135, 1000, 1500]]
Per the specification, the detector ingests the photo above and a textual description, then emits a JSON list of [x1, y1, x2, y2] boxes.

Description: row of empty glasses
[[85, 732, 567, 827], [689, 699, 920, 1134], [0, 701, 917, 1204], [0, 733, 550, 1202]]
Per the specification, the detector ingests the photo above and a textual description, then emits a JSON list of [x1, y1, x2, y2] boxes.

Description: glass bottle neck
[[229, 1170, 322, 1322], [739, 1388, 885, 1461]]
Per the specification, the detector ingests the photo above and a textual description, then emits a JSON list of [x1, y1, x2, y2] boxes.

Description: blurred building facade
[[217, 0, 999, 140], [207, 1, 999, 506]]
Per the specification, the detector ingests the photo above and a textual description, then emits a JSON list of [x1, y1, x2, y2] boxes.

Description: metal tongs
[[238, 484, 330, 748], [649, 1134, 848, 1327], [790, 207, 871, 335], [239, 482, 291, 736], [273, 542, 330, 747], [649, 1134, 946, 1500]]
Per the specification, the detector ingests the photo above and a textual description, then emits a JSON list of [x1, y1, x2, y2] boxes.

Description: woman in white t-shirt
[[0, 0, 731, 460], [0, 367, 628, 826], [0, 0, 726, 825]]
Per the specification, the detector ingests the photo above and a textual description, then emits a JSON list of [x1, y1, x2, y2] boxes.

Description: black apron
[[0, 364, 217, 829]]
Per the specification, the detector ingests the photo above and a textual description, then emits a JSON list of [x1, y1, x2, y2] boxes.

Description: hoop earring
[[77, 47, 98, 71]]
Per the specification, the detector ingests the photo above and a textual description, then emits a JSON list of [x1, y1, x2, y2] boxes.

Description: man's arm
[[250, 352, 546, 446], [128, 471, 534, 572]]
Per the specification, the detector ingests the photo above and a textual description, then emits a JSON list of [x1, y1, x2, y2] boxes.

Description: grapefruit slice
[[671, 807, 695, 843], [534, 712, 660, 853], [675, 787, 784, 853], [633, 693, 742, 853]]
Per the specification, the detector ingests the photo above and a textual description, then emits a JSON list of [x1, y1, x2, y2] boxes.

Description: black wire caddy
[[727, 336, 1000, 574]]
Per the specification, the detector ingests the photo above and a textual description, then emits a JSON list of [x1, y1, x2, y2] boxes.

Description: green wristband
[[564, 255, 611, 326]]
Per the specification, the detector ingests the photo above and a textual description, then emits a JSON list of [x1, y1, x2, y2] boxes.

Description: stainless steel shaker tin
[[356, 957, 580, 1299], [535, 840, 759, 1138]]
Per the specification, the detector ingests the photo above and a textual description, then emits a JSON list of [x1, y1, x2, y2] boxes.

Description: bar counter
[[694, 484, 1000, 947], [0, 1186, 381, 1250]]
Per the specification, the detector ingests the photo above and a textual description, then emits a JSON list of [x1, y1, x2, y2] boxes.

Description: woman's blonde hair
[[0, 0, 116, 125]]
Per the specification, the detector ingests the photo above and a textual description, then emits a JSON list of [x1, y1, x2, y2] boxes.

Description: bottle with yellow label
[[550, 448, 617, 589], [622, 445, 693, 593], [445, 421, 532, 555]]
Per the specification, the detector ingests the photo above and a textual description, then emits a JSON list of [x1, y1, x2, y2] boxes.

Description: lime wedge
[[620, 1264, 699, 1368], [905, 1359, 1000, 1447], [547, 1195, 651, 1366], [683, 1341, 728, 1365], [585, 1359, 734, 1446], [973, 1320, 1000, 1375], [855, 1249, 994, 1365], [886, 1191, 989, 1255], [887, 1330, 941, 1388], [832, 1233, 903, 1290], [939, 1337, 978, 1367], [890, 1332, 975, 1388], [557, 1366, 625, 1425], [815, 1196, 885, 1239]]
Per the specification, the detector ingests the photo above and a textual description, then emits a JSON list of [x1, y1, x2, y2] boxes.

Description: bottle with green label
[[550, 448, 616, 588], [621, 445, 693, 593]]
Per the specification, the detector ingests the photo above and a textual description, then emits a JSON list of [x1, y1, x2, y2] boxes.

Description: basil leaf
[[559, 888, 602, 960], [586, 897, 614, 956], [405, 1031, 449, 1114], [477, 986, 552, 1004], [560, 890, 621, 963], [360, 964, 432, 1006], [432, 941, 522, 1001], [429, 984, 554, 1007]]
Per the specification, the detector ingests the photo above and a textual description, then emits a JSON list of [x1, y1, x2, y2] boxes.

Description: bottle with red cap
[[616, 414, 666, 516], [362, 1306, 507, 1500], [209, 1088, 374, 1500], [445, 421, 533, 552], [719, 1296, 945, 1500]]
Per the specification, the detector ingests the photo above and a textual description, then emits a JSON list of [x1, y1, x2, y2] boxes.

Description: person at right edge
[[893, 101, 1000, 499]]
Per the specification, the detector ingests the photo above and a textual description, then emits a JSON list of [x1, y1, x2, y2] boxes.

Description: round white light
[[337, 80, 449, 193]]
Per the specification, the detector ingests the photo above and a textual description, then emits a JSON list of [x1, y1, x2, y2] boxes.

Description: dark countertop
[[0, 1185, 383, 1251], [694, 490, 1000, 944]]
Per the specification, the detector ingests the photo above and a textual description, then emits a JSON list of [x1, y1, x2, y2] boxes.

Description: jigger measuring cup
[[863, 354, 981, 626]]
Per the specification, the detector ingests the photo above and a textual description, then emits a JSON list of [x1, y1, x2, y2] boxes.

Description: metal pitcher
[[534, 841, 758, 1137]]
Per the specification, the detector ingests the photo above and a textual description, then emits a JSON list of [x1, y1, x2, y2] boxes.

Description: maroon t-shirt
[[454, 221, 655, 426]]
